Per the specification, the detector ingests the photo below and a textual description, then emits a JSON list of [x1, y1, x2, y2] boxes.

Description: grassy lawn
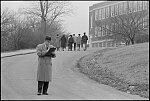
[[77, 42, 149, 98]]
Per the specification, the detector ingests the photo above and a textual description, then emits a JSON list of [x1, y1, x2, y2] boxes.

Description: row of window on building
[[94, 1, 149, 21], [94, 15, 148, 37], [92, 40, 115, 48]]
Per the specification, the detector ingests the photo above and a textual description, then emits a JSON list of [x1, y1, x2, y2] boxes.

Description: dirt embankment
[[76, 43, 149, 98]]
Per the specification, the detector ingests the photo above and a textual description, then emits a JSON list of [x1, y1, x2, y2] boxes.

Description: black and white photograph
[[1, 1, 149, 100]]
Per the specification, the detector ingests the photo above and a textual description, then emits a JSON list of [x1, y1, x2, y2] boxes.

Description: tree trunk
[[44, 19, 46, 36], [41, 18, 46, 41]]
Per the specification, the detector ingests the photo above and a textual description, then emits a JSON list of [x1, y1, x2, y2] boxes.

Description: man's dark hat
[[45, 36, 51, 41]]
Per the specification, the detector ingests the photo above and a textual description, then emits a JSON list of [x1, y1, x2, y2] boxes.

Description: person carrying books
[[36, 36, 56, 95]]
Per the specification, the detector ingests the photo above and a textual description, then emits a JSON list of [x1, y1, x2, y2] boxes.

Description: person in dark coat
[[81, 39, 83, 48], [82, 32, 88, 51], [36, 36, 56, 95], [68, 35, 74, 51], [60, 35, 67, 51], [66, 35, 69, 51]]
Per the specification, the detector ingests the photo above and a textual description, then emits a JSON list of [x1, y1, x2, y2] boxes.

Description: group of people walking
[[55, 32, 88, 51]]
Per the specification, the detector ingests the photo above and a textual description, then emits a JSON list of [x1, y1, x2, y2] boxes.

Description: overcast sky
[[1, 1, 103, 36]]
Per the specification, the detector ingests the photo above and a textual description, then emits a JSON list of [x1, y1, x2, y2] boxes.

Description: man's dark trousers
[[69, 43, 73, 51], [74, 43, 76, 51], [38, 81, 49, 93]]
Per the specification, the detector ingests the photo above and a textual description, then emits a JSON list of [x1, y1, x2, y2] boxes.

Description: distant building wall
[[89, 1, 149, 48]]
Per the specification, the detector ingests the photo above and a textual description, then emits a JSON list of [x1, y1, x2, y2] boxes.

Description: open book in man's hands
[[44, 47, 56, 57]]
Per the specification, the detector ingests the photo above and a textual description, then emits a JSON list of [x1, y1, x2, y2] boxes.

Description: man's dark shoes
[[37, 92, 41, 95], [43, 92, 48, 95]]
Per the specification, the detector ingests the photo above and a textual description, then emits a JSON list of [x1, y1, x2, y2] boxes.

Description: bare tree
[[21, 1, 73, 40], [96, 9, 149, 45], [1, 8, 16, 36], [1, 8, 17, 51], [1, 8, 14, 27], [24, 15, 41, 32]]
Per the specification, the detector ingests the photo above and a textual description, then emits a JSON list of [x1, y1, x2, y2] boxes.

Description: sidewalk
[[1, 49, 36, 58]]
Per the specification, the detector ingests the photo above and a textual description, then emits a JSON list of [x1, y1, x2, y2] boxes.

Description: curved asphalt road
[[1, 49, 148, 100]]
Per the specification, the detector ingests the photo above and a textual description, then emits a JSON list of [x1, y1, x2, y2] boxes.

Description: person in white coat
[[73, 34, 77, 51], [55, 34, 61, 51], [76, 34, 82, 51], [36, 36, 56, 95]]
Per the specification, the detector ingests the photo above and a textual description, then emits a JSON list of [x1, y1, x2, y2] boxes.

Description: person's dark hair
[[84, 32, 86, 35], [78, 34, 80, 36], [73, 34, 75, 36], [70, 35, 72, 37], [45, 36, 51, 41]]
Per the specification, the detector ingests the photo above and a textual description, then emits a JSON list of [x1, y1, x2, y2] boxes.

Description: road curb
[[1, 51, 36, 58]]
